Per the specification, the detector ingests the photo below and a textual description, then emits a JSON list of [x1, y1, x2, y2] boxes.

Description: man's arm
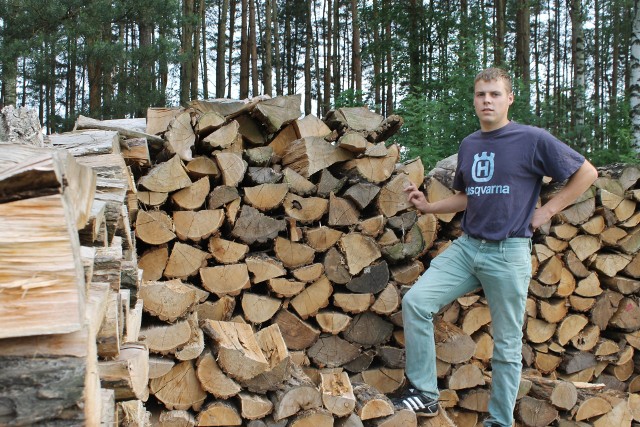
[[404, 183, 468, 214], [530, 160, 598, 230]]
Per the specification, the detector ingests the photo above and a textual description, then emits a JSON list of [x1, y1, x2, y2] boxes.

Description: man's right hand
[[404, 182, 430, 213]]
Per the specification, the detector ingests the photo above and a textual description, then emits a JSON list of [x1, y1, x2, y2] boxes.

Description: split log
[[270, 364, 322, 421], [320, 371, 356, 417], [201, 320, 269, 382]]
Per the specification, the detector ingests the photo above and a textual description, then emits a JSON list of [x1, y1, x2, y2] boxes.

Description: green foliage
[[334, 89, 366, 109]]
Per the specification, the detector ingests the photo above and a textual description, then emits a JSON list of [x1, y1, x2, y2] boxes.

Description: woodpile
[[3, 95, 640, 427], [0, 109, 147, 425], [426, 158, 640, 427]]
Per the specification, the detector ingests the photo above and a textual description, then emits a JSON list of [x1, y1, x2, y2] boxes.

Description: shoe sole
[[416, 410, 439, 418]]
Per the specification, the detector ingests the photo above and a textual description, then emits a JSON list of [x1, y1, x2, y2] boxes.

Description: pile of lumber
[[424, 158, 640, 426], [0, 106, 150, 425]]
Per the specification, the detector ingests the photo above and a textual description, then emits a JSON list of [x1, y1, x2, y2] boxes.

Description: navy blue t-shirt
[[452, 121, 585, 240]]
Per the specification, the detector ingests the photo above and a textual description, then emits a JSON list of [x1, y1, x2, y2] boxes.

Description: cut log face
[[339, 233, 381, 275], [238, 392, 274, 420], [196, 401, 243, 426], [139, 155, 192, 193], [173, 209, 225, 242], [195, 350, 241, 399], [252, 94, 301, 133], [283, 137, 354, 178], [352, 383, 394, 421], [215, 152, 247, 187], [135, 210, 176, 245], [377, 173, 413, 218], [271, 364, 322, 421], [164, 242, 209, 279], [244, 183, 289, 211], [306, 226, 344, 252], [209, 236, 249, 264], [308, 335, 360, 368], [201, 320, 269, 382], [320, 371, 356, 417], [241, 293, 282, 324], [140, 279, 206, 322], [164, 112, 196, 161], [342, 144, 398, 184], [343, 312, 393, 346], [170, 176, 209, 210], [139, 246, 169, 281], [231, 204, 287, 245], [202, 120, 242, 151], [246, 255, 287, 283], [273, 309, 320, 350], [328, 193, 360, 226], [315, 310, 352, 334], [290, 275, 333, 319], [283, 167, 317, 196], [434, 320, 476, 364], [200, 264, 250, 296], [283, 193, 329, 223], [149, 360, 207, 411], [242, 324, 291, 393], [274, 237, 316, 269], [346, 261, 389, 294]]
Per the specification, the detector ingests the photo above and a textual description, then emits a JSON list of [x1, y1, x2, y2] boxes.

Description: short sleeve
[[532, 129, 585, 182]]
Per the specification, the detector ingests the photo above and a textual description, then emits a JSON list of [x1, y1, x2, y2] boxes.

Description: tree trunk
[[494, 0, 506, 66], [630, 0, 640, 152], [249, 0, 259, 96], [227, 0, 237, 98], [216, 0, 228, 98], [180, 0, 195, 105], [263, 0, 273, 96], [200, 0, 208, 99], [351, 0, 362, 102], [239, 0, 249, 99], [304, 0, 312, 115], [569, 0, 586, 147], [515, 0, 531, 105]]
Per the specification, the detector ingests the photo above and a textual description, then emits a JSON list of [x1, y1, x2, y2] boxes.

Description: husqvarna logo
[[472, 152, 494, 182]]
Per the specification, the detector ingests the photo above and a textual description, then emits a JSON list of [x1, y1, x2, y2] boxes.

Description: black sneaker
[[391, 387, 439, 417]]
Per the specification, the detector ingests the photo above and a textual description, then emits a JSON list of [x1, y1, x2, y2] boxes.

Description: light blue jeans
[[402, 234, 532, 427]]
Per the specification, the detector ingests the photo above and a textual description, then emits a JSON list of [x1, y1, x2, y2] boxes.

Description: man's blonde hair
[[474, 67, 513, 93]]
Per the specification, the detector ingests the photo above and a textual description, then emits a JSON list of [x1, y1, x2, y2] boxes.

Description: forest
[[1, 0, 640, 169]]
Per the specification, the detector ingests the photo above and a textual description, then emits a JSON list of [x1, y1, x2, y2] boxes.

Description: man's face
[[473, 78, 514, 132]]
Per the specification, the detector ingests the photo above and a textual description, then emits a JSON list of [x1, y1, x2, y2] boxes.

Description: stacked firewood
[[0, 106, 153, 426], [423, 158, 640, 426], [124, 95, 443, 426], [4, 94, 640, 427]]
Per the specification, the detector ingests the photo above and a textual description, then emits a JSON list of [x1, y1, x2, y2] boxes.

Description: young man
[[396, 68, 598, 426]]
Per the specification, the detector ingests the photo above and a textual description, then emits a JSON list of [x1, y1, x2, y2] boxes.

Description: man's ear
[[508, 92, 514, 105]]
